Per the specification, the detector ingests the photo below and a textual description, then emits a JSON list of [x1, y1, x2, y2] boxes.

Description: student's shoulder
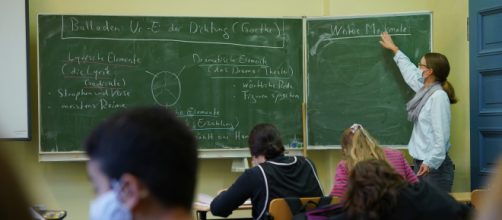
[[235, 167, 264, 183], [296, 155, 310, 163], [246, 165, 263, 175], [382, 147, 404, 156], [335, 160, 348, 170], [246, 164, 277, 176], [402, 181, 469, 216]]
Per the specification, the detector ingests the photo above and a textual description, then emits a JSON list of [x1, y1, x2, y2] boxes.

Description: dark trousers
[[413, 154, 454, 192]]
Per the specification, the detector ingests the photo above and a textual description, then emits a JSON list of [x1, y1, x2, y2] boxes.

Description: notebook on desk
[[195, 193, 252, 209]]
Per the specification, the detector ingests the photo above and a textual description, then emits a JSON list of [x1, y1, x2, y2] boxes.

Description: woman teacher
[[380, 31, 458, 192]]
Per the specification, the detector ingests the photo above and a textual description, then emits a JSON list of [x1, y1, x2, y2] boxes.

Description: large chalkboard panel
[[307, 13, 431, 146], [38, 15, 303, 152]]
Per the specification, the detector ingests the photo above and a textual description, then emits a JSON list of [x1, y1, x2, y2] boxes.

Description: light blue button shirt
[[393, 50, 451, 170]]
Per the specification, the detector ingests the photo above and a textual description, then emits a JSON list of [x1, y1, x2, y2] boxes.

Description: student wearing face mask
[[379, 32, 457, 192], [85, 107, 198, 220]]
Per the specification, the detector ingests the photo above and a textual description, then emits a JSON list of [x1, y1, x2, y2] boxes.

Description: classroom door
[[469, 0, 502, 189]]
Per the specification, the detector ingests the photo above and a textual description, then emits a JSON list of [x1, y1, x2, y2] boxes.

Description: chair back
[[268, 197, 340, 220]]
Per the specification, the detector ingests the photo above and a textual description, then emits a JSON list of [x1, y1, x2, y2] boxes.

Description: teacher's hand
[[379, 31, 399, 54], [417, 163, 430, 177]]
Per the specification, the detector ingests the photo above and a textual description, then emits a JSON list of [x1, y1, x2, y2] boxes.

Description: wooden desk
[[193, 203, 252, 220], [193, 193, 471, 219], [450, 192, 471, 204]]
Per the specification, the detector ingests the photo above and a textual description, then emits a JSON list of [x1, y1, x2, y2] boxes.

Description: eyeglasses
[[417, 63, 430, 68]]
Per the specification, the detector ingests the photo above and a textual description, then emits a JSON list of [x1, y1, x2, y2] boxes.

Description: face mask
[[89, 185, 132, 220], [418, 69, 428, 83]]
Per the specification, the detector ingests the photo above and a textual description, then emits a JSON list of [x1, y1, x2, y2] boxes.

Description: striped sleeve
[[383, 148, 418, 184], [330, 160, 349, 197]]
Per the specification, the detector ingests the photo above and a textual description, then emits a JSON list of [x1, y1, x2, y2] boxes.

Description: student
[[334, 159, 470, 220], [85, 107, 198, 220], [210, 123, 323, 220], [0, 148, 33, 220], [380, 32, 457, 192], [330, 123, 417, 197]]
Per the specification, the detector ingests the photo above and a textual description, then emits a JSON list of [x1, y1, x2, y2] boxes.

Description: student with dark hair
[[334, 159, 469, 220], [210, 123, 323, 220], [380, 32, 457, 192], [85, 107, 198, 220]]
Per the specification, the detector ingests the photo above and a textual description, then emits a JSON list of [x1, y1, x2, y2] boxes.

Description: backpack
[[304, 203, 345, 220], [284, 196, 342, 220]]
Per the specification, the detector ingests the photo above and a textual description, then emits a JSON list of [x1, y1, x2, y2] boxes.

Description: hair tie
[[350, 123, 362, 134]]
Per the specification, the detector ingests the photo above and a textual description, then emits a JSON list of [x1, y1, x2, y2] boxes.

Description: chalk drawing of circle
[[151, 71, 181, 107]]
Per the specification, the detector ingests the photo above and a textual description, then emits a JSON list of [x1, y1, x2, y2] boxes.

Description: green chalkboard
[[307, 13, 431, 146], [38, 15, 303, 152]]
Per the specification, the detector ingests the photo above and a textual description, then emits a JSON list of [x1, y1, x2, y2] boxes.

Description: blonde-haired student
[[330, 124, 418, 197]]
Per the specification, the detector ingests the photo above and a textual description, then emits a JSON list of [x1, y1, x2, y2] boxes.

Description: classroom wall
[[0, 0, 468, 219]]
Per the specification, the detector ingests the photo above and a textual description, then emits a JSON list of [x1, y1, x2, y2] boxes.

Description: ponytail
[[423, 53, 458, 104], [341, 124, 386, 171], [442, 80, 458, 104]]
